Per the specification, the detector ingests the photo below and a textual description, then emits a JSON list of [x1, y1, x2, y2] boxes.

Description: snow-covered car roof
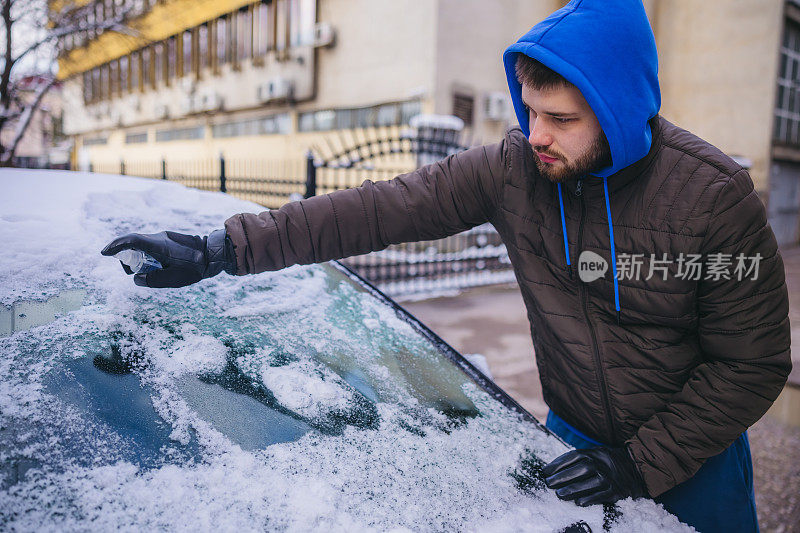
[[0, 169, 690, 531]]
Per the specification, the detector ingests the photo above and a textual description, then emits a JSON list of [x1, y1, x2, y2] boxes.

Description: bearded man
[[103, 1, 791, 531]]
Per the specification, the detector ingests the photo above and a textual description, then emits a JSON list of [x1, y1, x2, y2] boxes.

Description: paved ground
[[402, 247, 800, 532]]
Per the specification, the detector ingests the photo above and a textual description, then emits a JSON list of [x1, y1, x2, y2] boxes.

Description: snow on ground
[[0, 169, 692, 532]]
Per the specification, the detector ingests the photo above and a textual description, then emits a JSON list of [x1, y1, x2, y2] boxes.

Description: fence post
[[305, 151, 316, 199], [219, 154, 226, 193], [161, 158, 167, 180], [120, 159, 125, 175]]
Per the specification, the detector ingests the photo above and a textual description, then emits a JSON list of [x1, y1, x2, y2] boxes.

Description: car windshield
[[0, 170, 689, 532]]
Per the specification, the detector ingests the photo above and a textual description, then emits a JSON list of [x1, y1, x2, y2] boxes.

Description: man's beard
[[533, 133, 612, 183]]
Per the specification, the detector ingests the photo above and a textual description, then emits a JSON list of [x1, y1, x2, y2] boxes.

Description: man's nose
[[529, 119, 552, 147]]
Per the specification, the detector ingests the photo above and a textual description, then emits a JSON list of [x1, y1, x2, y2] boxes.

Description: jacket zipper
[[575, 187, 617, 444]]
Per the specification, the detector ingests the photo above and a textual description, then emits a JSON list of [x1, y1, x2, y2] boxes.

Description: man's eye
[[555, 117, 573, 124]]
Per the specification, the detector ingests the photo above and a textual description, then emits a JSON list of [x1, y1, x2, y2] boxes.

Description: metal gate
[[307, 125, 515, 297], [768, 160, 800, 246]]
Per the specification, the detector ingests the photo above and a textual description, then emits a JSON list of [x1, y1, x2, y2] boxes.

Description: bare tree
[[0, 0, 134, 166]]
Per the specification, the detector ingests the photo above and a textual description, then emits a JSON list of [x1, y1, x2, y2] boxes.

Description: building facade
[[59, 0, 558, 178], [0, 76, 69, 168], [645, 0, 797, 245], [59, 0, 800, 244]]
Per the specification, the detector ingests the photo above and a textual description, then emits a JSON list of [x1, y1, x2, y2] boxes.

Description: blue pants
[[545, 411, 759, 533]]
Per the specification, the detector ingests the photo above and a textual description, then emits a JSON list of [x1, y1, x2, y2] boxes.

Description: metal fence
[[340, 224, 516, 298], [92, 157, 306, 208], [93, 126, 514, 297]]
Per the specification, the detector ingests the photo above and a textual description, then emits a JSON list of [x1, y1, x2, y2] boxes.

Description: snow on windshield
[[0, 170, 691, 532]]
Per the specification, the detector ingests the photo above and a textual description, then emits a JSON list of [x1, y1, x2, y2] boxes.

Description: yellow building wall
[[652, 0, 783, 194], [73, 0, 786, 202], [57, 0, 255, 79], [313, 0, 438, 109], [433, 0, 558, 143]]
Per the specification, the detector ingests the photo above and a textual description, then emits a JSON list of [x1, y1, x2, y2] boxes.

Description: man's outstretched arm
[[224, 138, 510, 276], [102, 132, 515, 286]]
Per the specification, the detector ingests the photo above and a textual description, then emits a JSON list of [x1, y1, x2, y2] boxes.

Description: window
[[315, 110, 335, 131], [775, 20, 800, 145], [335, 109, 354, 130], [95, 2, 104, 34], [83, 72, 92, 103], [129, 53, 138, 93], [125, 131, 148, 144], [92, 67, 101, 102], [87, 7, 95, 40], [100, 64, 109, 101], [237, 7, 252, 63], [297, 100, 420, 132], [298, 0, 316, 46], [217, 17, 228, 68], [155, 126, 205, 142], [289, 0, 300, 47], [132, 0, 147, 16], [165, 37, 177, 85], [199, 24, 210, 73], [153, 43, 163, 86], [376, 104, 399, 127], [400, 100, 422, 124], [276, 0, 287, 52], [254, 2, 271, 57], [452, 93, 474, 127], [119, 56, 129, 93], [298, 111, 314, 132], [83, 135, 108, 146], [141, 47, 151, 88], [182, 30, 193, 77], [355, 107, 373, 128], [288, 0, 316, 47], [109, 60, 119, 98], [229, 11, 240, 68], [211, 113, 291, 138]]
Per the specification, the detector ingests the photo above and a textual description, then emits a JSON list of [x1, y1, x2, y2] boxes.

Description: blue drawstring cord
[[557, 183, 571, 277], [556, 178, 621, 324], [602, 177, 621, 324]]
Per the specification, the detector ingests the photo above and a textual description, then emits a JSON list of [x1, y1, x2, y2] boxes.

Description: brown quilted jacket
[[224, 115, 791, 497]]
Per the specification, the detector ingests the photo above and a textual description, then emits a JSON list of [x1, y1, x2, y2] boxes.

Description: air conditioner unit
[[313, 22, 336, 48], [199, 92, 223, 111], [485, 92, 510, 121], [257, 78, 294, 103], [154, 104, 169, 119]]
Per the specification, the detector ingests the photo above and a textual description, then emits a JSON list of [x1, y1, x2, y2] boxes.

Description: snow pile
[[258, 359, 355, 419], [0, 169, 692, 532]]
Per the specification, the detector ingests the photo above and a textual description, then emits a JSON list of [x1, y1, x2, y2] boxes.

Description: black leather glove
[[542, 445, 648, 507], [101, 229, 237, 288]]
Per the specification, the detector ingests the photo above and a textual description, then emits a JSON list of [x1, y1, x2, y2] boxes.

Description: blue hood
[[502, 0, 660, 178]]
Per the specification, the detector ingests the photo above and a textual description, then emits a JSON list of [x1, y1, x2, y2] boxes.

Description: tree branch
[[1, 0, 14, 110], [0, 74, 56, 164], [13, 5, 136, 66]]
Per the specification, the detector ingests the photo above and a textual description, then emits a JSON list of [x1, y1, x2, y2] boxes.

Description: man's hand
[[101, 229, 237, 288], [543, 446, 648, 506]]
